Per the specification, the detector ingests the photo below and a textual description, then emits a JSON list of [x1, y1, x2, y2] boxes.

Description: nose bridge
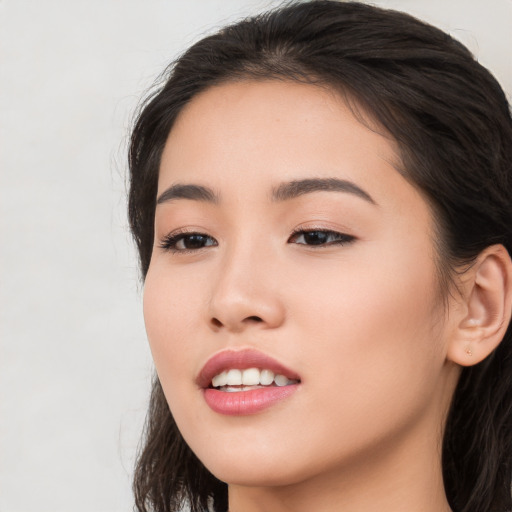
[[208, 232, 284, 331]]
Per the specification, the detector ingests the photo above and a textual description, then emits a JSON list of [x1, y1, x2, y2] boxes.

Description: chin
[[192, 437, 330, 488], [205, 459, 306, 488]]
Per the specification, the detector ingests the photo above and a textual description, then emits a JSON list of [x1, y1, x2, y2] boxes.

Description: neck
[[228, 418, 452, 512]]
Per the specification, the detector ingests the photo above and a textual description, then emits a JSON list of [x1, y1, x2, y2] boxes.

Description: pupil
[[305, 231, 327, 245], [185, 235, 206, 248]]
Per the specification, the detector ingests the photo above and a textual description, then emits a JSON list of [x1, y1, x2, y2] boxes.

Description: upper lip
[[196, 348, 301, 389]]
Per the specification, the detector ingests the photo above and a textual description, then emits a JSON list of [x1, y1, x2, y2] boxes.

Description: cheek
[[289, 240, 444, 418], [293, 240, 439, 338], [142, 263, 204, 388]]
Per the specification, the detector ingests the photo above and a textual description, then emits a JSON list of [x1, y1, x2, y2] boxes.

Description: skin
[[143, 80, 468, 511]]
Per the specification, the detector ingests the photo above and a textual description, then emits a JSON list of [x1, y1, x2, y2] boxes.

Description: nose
[[207, 244, 286, 333]]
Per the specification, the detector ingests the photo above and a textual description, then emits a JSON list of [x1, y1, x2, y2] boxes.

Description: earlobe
[[447, 245, 512, 367]]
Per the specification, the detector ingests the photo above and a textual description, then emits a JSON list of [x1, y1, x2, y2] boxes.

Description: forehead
[[158, 80, 421, 213]]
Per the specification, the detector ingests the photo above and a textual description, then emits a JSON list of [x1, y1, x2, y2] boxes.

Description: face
[[143, 81, 458, 487]]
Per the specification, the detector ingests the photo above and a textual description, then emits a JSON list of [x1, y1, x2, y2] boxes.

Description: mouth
[[210, 368, 299, 392], [197, 348, 301, 389], [197, 349, 301, 415]]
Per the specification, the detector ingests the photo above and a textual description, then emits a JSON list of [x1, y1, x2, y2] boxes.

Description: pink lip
[[203, 386, 298, 415], [197, 349, 301, 416]]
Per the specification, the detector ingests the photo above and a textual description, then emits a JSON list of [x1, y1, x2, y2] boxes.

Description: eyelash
[[288, 228, 356, 247], [158, 228, 356, 254], [159, 230, 217, 254]]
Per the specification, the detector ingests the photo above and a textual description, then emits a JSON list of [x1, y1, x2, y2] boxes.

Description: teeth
[[242, 368, 260, 385], [211, 368, 297, 389], [226, 369, 242, 386], [260, 369, 274, 386], [274, 374, 291, 387], [211, 371, 228, 388]]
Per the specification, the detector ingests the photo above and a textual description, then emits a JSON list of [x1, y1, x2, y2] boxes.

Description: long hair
[[128, 2, 512, 511]]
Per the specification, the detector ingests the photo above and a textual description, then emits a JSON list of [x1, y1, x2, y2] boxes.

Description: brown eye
[[299, 231, 329, 245], [159, 232, 217, 252], [176, 234, 212, 250], [289, 230, 355, 246]]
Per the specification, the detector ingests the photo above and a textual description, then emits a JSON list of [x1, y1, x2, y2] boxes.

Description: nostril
[[246, 316, 263, 323], [209, 315, 264, 330], [211, 318, 223, 328]]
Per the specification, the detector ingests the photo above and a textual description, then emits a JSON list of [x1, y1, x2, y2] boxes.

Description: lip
[[197, 349, 301, 416]]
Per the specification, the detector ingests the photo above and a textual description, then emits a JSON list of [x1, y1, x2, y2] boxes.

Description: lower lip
[[203, 385, 299, 416]]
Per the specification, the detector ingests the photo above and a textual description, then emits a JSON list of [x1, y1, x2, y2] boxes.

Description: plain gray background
[[1, 1, 510, 511]]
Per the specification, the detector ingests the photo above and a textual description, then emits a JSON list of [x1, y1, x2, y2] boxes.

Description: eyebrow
[[157, 184, 219, 205], [271, 178, 376, 205], [156, 178, 376, 206]]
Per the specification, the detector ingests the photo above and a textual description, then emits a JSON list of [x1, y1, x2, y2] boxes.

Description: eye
[[288, 229, 355, 246], [159, 231, 217, 253]]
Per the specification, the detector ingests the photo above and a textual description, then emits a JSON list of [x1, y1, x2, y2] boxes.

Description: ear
[[447, 245, 512, 367]]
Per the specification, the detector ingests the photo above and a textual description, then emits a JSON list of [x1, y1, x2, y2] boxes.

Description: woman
[[128, 2, 512, 511]]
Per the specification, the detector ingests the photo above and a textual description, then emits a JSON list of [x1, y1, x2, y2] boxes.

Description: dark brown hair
[[128, 2, 512, 511]]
